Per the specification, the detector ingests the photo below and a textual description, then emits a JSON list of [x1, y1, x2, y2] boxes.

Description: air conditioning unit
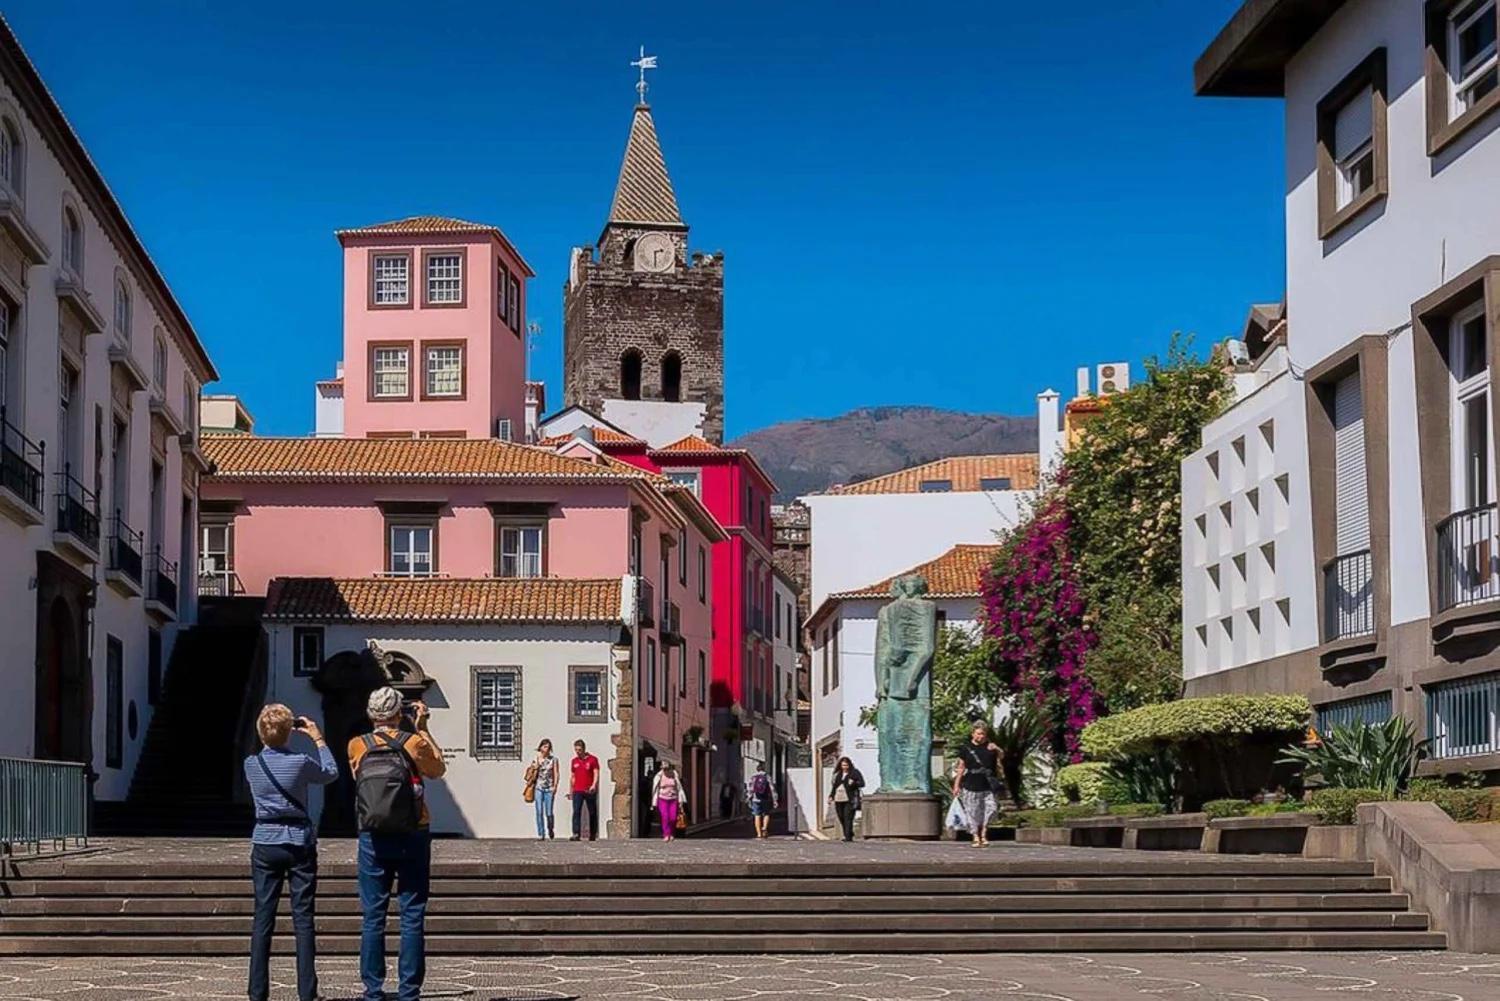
[[495, 418, 513, 441], [1097, 362, 1131, 395]]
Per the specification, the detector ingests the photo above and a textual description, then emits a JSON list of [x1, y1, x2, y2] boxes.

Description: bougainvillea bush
[[980, 495, 1100, 762]]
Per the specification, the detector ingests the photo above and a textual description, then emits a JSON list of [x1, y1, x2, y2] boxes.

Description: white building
[[0, 22, 217, 798], [1187, 0, 1500, 771], [806, 543, 996, 831], [260, 576, 631, 838], [770, 564, 801, 781]]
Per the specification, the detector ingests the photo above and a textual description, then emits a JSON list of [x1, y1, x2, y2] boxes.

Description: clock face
[[633, 232, 675, 273]]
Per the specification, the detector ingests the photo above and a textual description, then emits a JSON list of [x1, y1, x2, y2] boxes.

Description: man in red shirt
[[569, 739, 601, 841]]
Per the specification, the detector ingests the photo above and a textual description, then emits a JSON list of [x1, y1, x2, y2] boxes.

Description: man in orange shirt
[[349, 686, 446, 1001]]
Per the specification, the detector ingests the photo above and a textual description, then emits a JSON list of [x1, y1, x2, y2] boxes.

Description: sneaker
[[569, 835, 580, 841]]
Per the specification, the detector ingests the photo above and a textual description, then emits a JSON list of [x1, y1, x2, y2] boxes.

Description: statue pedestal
[[861, 793, 942, 840]]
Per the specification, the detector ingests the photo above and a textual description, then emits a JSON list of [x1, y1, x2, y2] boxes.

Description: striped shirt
[[244, 743, 339, 847]]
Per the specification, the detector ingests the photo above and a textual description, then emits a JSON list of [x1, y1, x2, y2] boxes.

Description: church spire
[[606, 65, 685, 231]]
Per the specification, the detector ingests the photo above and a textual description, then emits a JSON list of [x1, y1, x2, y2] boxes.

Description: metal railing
[[197, 568, 243, 597], [1315, 692, 1393, 734], [1427, 671, 1500, 760], [1437, 503, 1500, 611], [636, 576, 656, 628], [54, 465, 100, 552], [0, 756, 89, 855], [662, 600, 682, 640], [0, 406, 43, 510], [148, 548, 178, 610], [107, 512, 143, 585], [1323, 548, 1374, 642]]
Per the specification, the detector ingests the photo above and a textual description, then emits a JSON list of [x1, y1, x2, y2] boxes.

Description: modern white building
[[1187, 0, 1500, 772], [770, 564, 801, 780], [806, 543, 997, 831], [0, 21, 217, 798]]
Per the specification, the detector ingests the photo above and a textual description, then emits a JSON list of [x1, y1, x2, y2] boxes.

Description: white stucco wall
[[314, 381, 343, 437], [263, 621, 623, 839], [801, 490, 1029, 610], [600, 398, 706, 448]]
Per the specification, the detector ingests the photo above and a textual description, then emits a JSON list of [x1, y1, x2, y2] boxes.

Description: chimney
[[1037, 389, 1063, 479], [1075, 367, 1090, 399]]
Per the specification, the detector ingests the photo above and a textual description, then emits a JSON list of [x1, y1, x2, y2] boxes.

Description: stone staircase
[[0, 852, 1444, 954], [92, 600, 265, 838]]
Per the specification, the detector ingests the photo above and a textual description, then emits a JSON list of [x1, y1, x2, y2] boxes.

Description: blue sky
[[9, 1, 1284, 439]]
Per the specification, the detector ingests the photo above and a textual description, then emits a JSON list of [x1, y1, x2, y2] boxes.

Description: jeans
[[534, 788, 555, 838], [249, 841, 319, 1001], [656, 797, 679, 840], [834, 800, 857, 841], [357, 830, 432, 1001], [572, 790, 599, 839]]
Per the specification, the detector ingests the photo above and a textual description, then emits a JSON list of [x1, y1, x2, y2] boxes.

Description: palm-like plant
[[990, 706, 1047, 805], [1277, 716, 1429, 796]]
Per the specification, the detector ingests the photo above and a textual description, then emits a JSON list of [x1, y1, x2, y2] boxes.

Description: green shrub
[[1307, 787, 1386, 826], [1056, 762, 1127, 804], [1081, 695, 1311, 760], [1279, 716, 1428, 796], [1104, 750, 1178, 808], [1202, 798, 1252, 820], [1402, 785, 1498, 822], [1247, 800, 1312, 816], [994, 802, 1164, 828]]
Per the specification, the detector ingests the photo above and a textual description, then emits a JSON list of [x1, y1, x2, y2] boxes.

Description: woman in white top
[[526, 739, 561, 839], [651, 763, 688, 841]]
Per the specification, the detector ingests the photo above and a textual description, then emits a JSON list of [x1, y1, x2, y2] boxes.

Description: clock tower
[[562, 96, 725, 445]]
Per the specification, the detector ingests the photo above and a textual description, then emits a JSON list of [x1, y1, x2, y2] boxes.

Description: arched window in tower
[[620, 349, 642, 401], [661, 351, 682, 403]]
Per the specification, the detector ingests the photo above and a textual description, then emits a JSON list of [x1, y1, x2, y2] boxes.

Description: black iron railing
[[54, 466, 99, 552], [107, 512, 143, 585], [637, 576, 655, 628], [1437, 503, 1500, 611], [1323, 548, 1374, 642], [148, 549, 178, 610], [0, 407, 43, 510], [197, 567, 243, 597]]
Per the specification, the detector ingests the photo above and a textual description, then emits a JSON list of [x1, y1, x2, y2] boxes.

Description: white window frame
[[200, 521, 232, 579], [292, 626, 323, 678], [472, 666, 521, 760], [0, 118, 19, 196], [667, 469, 701, 496], [1451, 0, 1500, 115], [152, 333, 167, 392], [569, 666, 606, 723], [499, 524, 543, 578], [388, 524, 434, 577], [62, 208, 82, 275], [426, 253, 463, 304], [114, 279, 131, 341], [1450, 301, 1495, 513], [372, 254, 410, 305], [424, 344, 463, 397], [1332, 87, 1375, 210], [372, 346, 410, 399]]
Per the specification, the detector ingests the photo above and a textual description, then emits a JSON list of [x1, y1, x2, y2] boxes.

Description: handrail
[[0, 405, 44, 509], [54, 464, 100, 550], [0, 756, 90, 855], [107, 512, 143, 583], [1437, 502, 1499, 532]]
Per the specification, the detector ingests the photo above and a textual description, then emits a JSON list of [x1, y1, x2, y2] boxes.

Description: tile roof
[[650, 434, 721, 455], [201, 435, 647, 483], [264, 576, 624, 624], [538, 426, 647, 448], [334, 216, 534, 274], [832, 543, 1001, 600], [828, 454, 1039, 495], [608, 106, 684, 228]]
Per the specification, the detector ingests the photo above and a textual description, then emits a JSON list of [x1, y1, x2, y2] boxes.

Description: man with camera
[[348, 686, 446, 1001], [245, 703, 340, 1001]]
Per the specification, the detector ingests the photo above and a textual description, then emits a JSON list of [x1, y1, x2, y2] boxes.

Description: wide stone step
[[0, 929, 1447, 955], [0, 891, 1413, 916]]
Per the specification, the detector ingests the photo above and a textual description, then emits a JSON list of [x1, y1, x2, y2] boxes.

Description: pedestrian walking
[[651, 763, 687, 841], [828, 756, 864, 842], [745, 760, 778, 839], [244, 703, 338, 1001], [952, 721, 1004, 847], [525, 739, 560, 840], [569, 739, 602, 841], [348, 686, 447, 1001]]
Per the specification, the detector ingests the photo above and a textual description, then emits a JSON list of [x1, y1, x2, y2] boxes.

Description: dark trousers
[[835, 800, 857, 841], [572, 790, 599, 839], [249, 841, 319, 1001], [357, 830, 432, 1001]]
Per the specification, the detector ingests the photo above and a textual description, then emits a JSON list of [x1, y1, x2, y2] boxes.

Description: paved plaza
[[0, 951, 1498, 1000]]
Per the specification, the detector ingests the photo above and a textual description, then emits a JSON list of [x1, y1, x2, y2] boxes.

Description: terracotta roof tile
[[829, 454, 1039, 495], [833, 544, 1001, 601], [263, 577, 624, 624], [336, 215, 500, 236], [608, 106, 683, 228], [651, 434, 721, 455], [538, 426, 647, 448], [648, 435, 778, 493], [201, 435, 647, 483]]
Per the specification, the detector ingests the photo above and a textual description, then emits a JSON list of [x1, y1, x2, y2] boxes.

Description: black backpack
[[751, 772, 771, 799], [355, 732, 422, 834]]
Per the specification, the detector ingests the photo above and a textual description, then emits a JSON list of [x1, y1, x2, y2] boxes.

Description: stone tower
[[563, 100, 725, 444]]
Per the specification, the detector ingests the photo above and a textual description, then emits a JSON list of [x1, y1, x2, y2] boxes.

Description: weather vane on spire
[[631, 45, 657, 105]]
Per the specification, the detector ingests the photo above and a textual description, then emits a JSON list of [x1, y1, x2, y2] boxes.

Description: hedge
[[1055, 762, 1128, 805], [1403, 781, 1499, 822], [994, 803, 1164, 829], [1202, 798, 1252, 820], [1080, 694, 1311, 760], [1307, 787, 1385, 826]]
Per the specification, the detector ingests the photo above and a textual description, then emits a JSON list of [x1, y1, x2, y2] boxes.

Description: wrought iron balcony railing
[[107, 512, 143, 585], [1323, 548, 1374, 642], [197, 567, 244, 598], [54, 466, 99, 553], [147, 549, 178, 611], [636, 576, 656, 629], [1437, 503, 1500, 611], [0, 407, 43, 511]]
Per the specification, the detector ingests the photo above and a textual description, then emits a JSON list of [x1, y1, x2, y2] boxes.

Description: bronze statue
[[874, 574, 937, 794]]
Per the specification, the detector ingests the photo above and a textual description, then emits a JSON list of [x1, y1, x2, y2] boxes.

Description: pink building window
[[424, 251, 464, 306], [498, 525, 543, 578], [387, 523, 434, 576], [370, 343, 412, 400], [371, 253, 411, 307], [422, 342, 465, 399]]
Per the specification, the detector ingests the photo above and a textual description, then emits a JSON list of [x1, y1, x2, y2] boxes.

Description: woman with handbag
[[650, 763, 688, 841], [827, 756, 865, 842], [952, 721, 1004, 846], [526, 739, 560, 840]]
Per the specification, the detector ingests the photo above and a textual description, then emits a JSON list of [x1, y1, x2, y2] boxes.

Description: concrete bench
[[1205, 812, 1320, 855], [1122, 813, 1209, 851], [1061, 815, 1129, 848]]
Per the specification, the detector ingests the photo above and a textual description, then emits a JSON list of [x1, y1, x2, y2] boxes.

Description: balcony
[[636, 576, 655, 629], [1323, 549, 1374, 643], [661, 600, 683, 643], [197, 566, 244, 598], [0, 408, 44, 526], [53, 467, 100, 562], [748, 605, 766, 638], [105, 513, 144, 596], [1427, 671, 1500, 761], [146, 549, 178, 620], [179, 429, 211, 473], [1437, 503, 1500, 612], [55, 272, 106, 335]]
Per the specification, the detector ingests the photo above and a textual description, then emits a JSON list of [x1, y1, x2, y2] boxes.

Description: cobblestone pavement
[[1, 952, 1498, 1000]]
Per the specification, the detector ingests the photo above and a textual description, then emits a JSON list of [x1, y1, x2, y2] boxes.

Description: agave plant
[[1277, 716, 1429, 796]]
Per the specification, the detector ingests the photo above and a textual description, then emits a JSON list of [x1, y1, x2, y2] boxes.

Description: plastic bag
[[945, 796, 969, 832]]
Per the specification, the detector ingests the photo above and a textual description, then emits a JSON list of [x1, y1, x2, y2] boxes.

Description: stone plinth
[[861, 793, 941, 840]]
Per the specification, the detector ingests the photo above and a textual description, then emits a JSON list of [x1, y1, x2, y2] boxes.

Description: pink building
[[335, 216, 532, 442]]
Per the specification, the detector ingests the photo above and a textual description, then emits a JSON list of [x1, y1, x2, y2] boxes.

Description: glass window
[[697, 545, 706, 602], [62, 208, 82, 274], [425, 344, 463, 397], [571, 667, 605, 722], [473, 667, 521, 758], [697, 650, 706, 708], [1332, 85, 1375, 209], [153, 334, 167, 391], [372, 346, 410, 398], [0, 296, 9, 411], [646, 638, 657, 706], [106, 636, 123, 769], [0, 119, 18, 193], [678, 528, 688, 584], [668, 470, 700, 496], [389, 524, 433, 576], [499, 525, 543, 578], [1452, 0, 1499, 113], [919, 479, 952, 492], [507, 274, 520, 330], [426, 253, 463, 304], [292, 626, 323, 677], [981, 477, 1013, 491], [496, 263, 508, 319], [373, 254, 410, 305], [114, 279, 131, 340]]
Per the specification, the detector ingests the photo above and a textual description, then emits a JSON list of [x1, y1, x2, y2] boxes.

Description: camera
[[291, 717, 308, 731]]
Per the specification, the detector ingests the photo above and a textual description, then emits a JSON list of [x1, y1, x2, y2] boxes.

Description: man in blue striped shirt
[[245, 703, 339, 1001]]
